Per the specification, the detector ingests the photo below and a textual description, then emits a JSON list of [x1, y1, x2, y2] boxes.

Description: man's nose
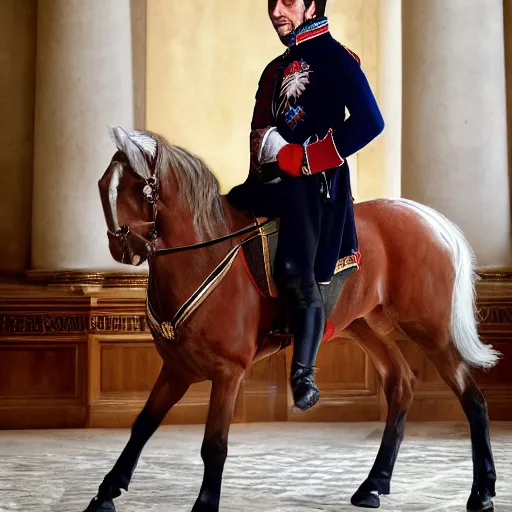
[[270, 0, 284, 18]]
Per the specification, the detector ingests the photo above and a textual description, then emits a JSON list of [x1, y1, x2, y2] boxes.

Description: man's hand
[[276, 144, 304, 177], [277, 129, 345, 177], [255, 127, 346, 178], [252, 127, 287, 165], [253, 127, 303, 177]]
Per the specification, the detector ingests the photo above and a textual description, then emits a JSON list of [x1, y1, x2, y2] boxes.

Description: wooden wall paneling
[[396, 339, 465, 422], [87, 333, 212, 428], [288, 338, 381, 422], [473, 281, 512, 420], [0, 292, 90, 429], [0, 335, 87, 429], [1, 271, 512, 428], [474, 336, 512, 420], [235, 350, 288, 423]]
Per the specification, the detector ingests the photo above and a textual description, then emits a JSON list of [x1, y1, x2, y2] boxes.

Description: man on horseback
[[229, 0, 384, 411]]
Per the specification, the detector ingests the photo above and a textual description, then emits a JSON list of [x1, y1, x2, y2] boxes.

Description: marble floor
[[0, 422, 511, 512]]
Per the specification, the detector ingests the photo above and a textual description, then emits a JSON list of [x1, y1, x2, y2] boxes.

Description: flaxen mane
[[110, 127, 225, 238]]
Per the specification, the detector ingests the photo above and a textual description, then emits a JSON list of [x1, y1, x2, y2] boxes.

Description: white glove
[[257, 127, 288, 165]]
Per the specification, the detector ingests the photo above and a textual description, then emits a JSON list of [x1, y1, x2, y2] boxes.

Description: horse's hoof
[[83, 496, 116, 512], [191, 504, 218, 512], [350, 490, 381, 509], [191, 497, 219, 512], [467, 491, 494, 512]]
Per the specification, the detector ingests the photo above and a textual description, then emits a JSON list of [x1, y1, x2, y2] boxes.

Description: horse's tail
[[398, 199, 501, 369]]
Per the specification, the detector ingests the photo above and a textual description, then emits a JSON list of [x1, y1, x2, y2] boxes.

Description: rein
[[153, 219, 274, 256], [110, 214, 274, 257], [109, 157, 272, 257]]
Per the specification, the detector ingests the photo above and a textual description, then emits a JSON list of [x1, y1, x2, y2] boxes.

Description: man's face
[[268, 0, 316, 45]]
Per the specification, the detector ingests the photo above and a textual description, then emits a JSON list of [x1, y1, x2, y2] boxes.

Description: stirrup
[[269, 309, 290, 336]]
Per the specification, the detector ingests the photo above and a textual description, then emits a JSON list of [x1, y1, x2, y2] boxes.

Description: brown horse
[[85, 127, 500, 512]]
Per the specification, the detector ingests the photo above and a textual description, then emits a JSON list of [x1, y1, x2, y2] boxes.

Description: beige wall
[[0, 0, 37, 270], [131, 0, 147, 130], [146, 0, 386, 198], [375, 0, 401, 199]]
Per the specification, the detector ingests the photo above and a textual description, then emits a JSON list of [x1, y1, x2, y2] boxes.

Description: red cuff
[[304, 129, 344, 175]]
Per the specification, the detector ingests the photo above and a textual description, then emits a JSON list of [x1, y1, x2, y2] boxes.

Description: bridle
[[109, 167, 270, 258], [108, 153, 277, 341], [108, 158, 160, 263]]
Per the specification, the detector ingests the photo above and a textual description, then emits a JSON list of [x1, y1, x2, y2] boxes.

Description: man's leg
[[275, 177, 325, 411], [229, 175, 326, 411], [287, 276, 325, 410]]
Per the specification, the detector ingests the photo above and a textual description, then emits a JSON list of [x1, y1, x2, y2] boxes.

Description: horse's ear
[[109, 126, 154, 179], [110, 126, 140, 157]]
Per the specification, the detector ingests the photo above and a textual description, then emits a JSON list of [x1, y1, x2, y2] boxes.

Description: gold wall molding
[[1, 308, 511, 335], [0, 270, 511, 335], [0, 271, 150, 335], [477, 269, 512, 281], [0, 314, 148, 334], [24, 270, 148, 288], [1, 268, 509, 285], [478, 307, 512, 324]]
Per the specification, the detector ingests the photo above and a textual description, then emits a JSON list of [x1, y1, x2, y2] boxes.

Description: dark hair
[[305, 0, 327, 16]]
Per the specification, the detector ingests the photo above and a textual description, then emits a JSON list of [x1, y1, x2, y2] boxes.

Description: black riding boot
[[291, 306, 325, 410]]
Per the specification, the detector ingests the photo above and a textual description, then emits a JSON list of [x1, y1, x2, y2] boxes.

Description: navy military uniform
[[228, 16, 384, 411]]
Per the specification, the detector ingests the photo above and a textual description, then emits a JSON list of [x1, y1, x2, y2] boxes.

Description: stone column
[[0, 0, 37, 270], [32, 0, 137, 270], [505, 0, 512, 201], [402, 0, 511, 267]]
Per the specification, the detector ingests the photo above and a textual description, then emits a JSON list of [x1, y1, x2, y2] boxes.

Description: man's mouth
[[275, 23, 291, 32], [274, 20, 290, 29]]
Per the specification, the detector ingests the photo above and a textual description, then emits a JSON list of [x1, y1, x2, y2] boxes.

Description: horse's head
[[99, 127, 226, 266], [98, 128, 159, 266]]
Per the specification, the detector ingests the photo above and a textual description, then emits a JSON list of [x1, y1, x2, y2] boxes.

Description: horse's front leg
[[192, 371, 244, 512], [84, 366, 189, 512]]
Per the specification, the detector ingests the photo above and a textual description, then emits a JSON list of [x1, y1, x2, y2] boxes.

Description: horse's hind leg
[[347, 317, 415, 509], [419, 342, 496, 512], [192, 370, 244, 512], [84, 366, 190, 512]]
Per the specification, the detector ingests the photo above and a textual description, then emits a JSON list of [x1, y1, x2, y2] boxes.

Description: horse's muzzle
[[107, 227, 145, 266]]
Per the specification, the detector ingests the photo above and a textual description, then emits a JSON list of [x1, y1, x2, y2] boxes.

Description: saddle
[[241, 217, 360, 342]]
